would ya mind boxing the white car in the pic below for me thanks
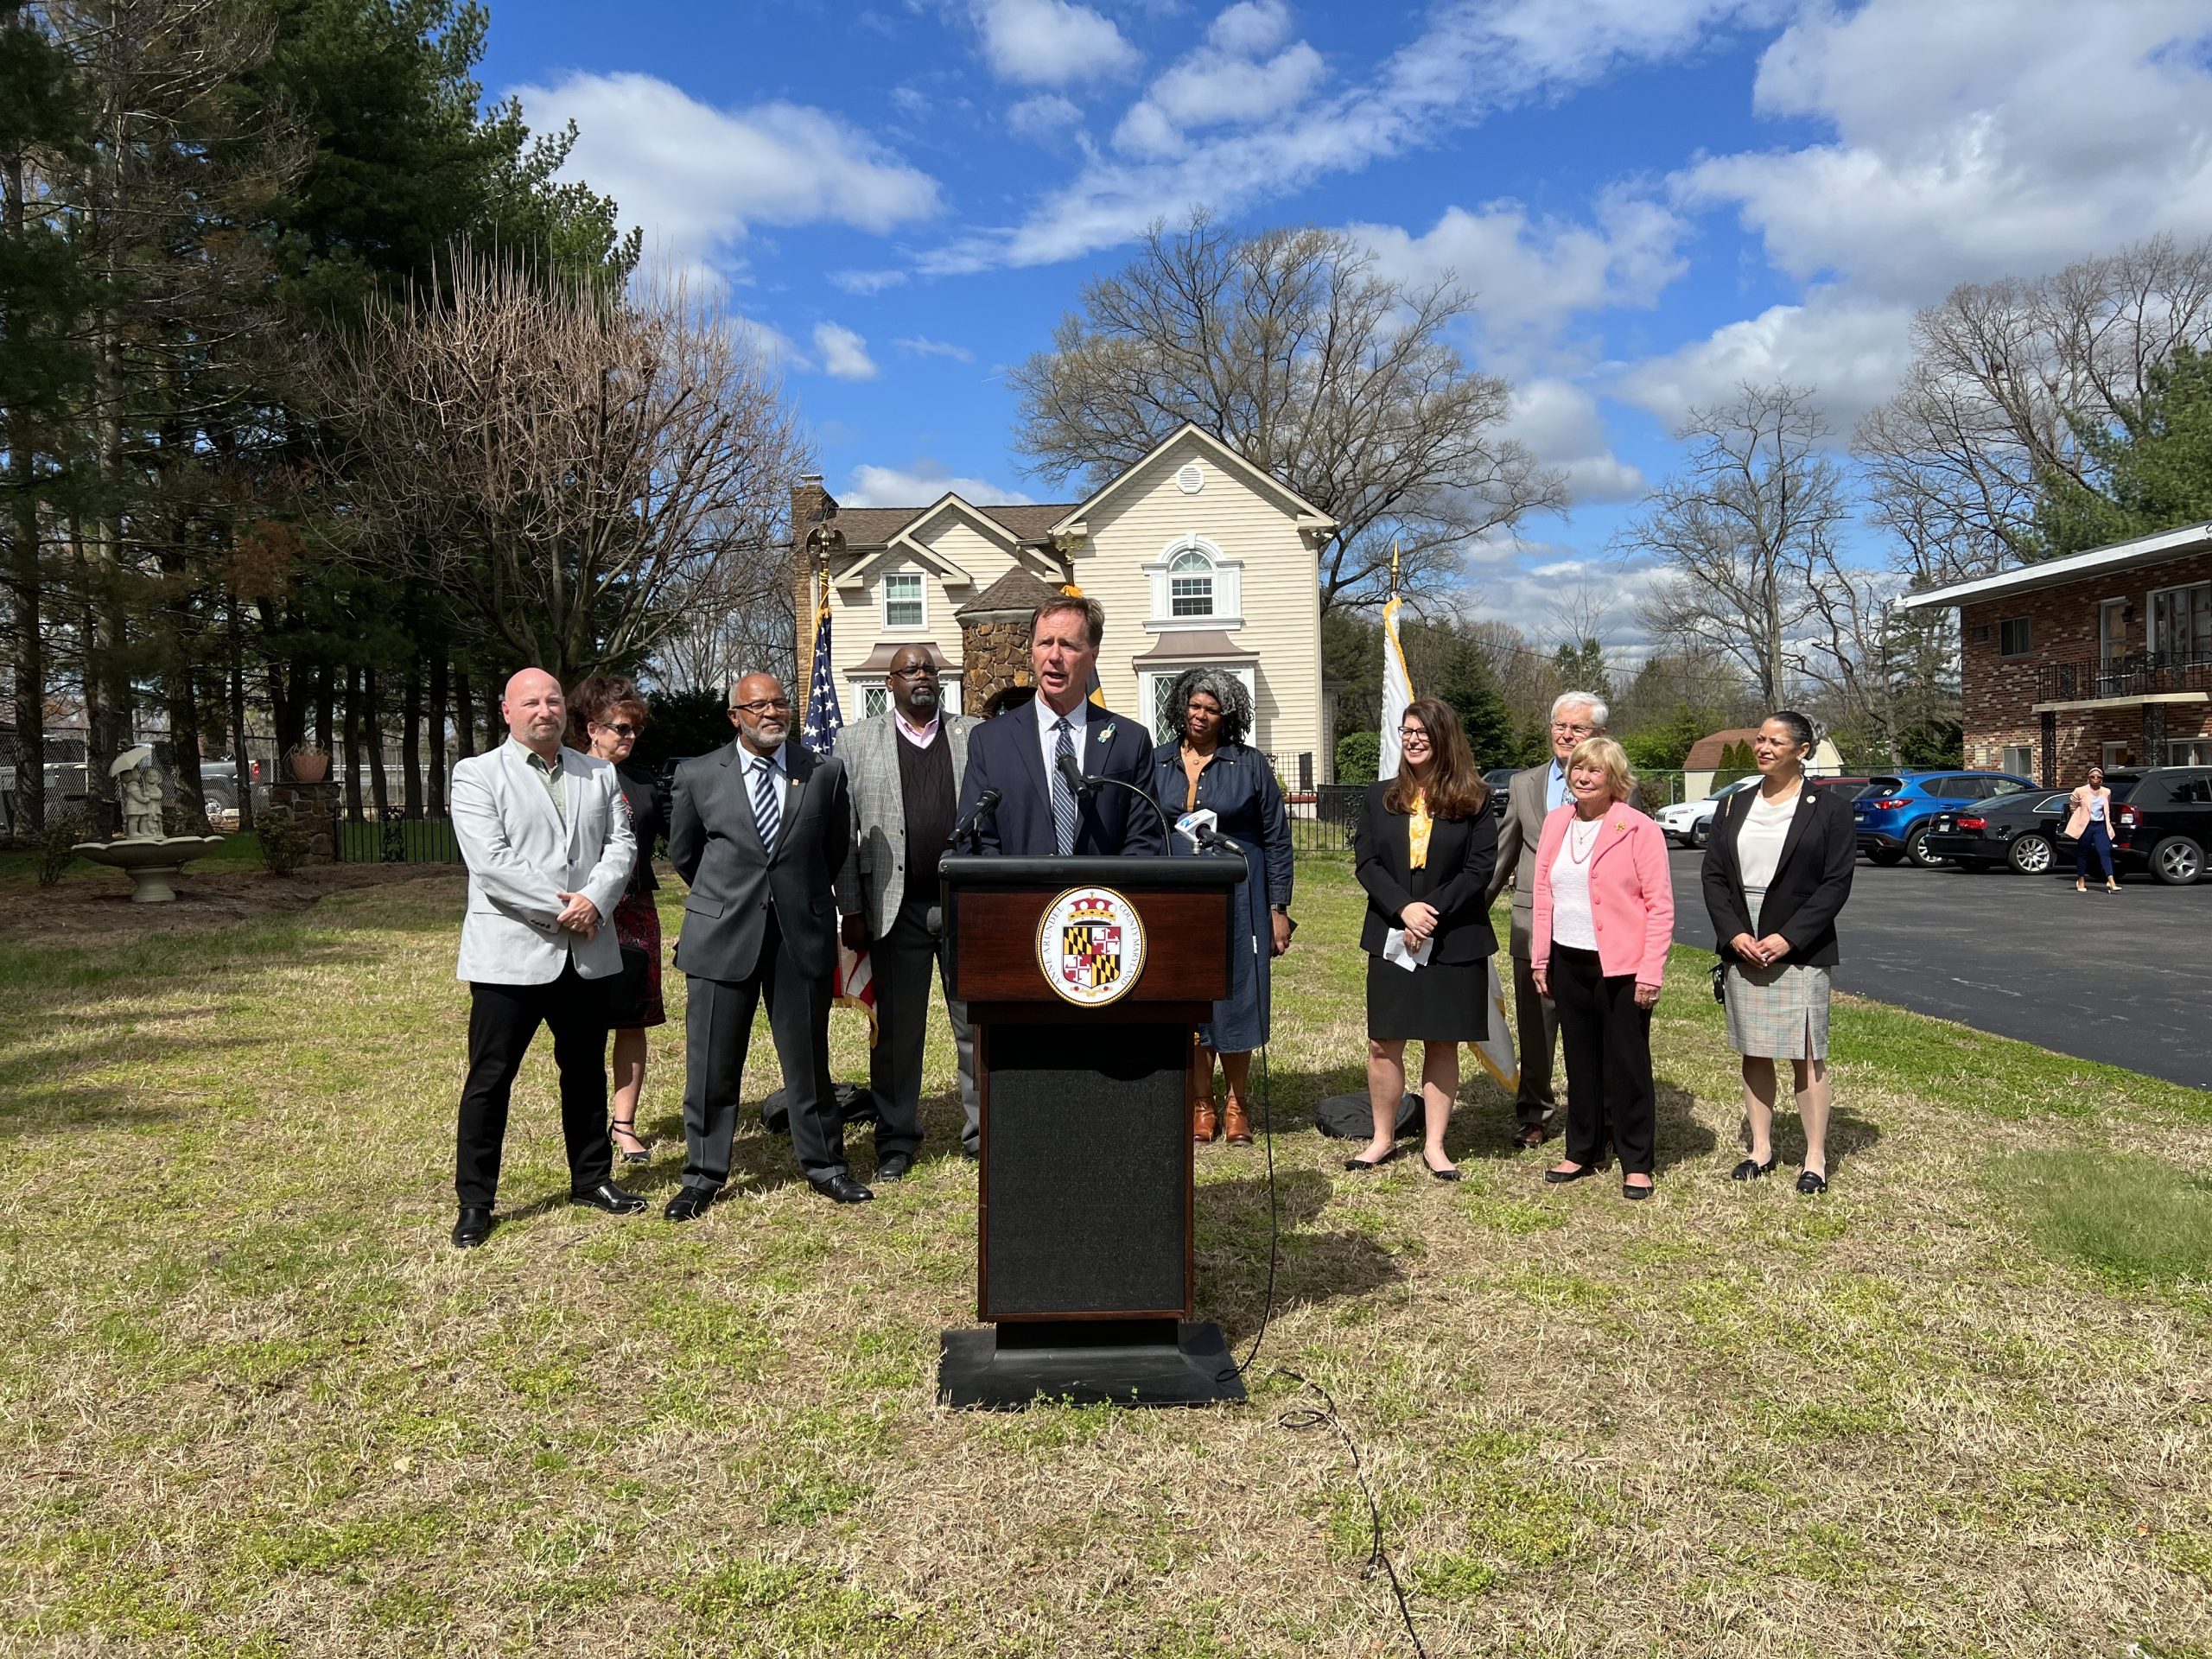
[1656,777,1760,848]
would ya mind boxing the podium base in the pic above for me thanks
[938,1319,1246,1409]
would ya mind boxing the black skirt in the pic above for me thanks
[1365,954,1490,1042]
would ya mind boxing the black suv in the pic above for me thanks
[2104,766,2212,885]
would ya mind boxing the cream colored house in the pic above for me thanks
[791,424,1340,785]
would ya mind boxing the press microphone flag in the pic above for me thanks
[1173,808,1218,851]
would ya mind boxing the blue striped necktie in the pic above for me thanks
[751,757,782,850]
[1051,717,1077,855]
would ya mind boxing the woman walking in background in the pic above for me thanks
[1152,670,1294,1147]
[2066,765,2120,893]
[1531,738,1672,1200]
[1701,711,1856,1194]
[1349,697,1497,1180]
[570,674,669,1164]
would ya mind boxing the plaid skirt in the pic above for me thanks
[1724,960,1830,1060]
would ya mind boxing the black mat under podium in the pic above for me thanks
[938,1319,1243,1408]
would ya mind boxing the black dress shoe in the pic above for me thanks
[1622,1178,1655,1201]
[571,1180,646,1216]
[812,1173,874,1205]
[961,1145,979,1162]
[452,1206,493,1249]
[664,1185,718,1223]
[875,1152,913,1183]
[1421,1153,1464,1182]
[1343,1148,1400,1172]
[1730,1156,1777,1182]
[1796,1169,1828,1196]
[1514,1123,1550,1149]
[1543,1162,1599,1185]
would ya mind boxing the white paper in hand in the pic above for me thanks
[1382,929,1433,972]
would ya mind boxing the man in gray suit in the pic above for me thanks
[448,667,645,1249]
[667,671,865,1214]
[839,645,981,1173]
[1485,691,1608,1147]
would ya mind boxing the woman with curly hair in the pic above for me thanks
[1150,668,1294,1146]
[568,673,669,1164]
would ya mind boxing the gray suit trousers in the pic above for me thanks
[868,898,979,1157]
[681,907,845,1187]
[1510,950,1560,1126]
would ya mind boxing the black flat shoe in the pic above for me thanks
[452,1205,493,1249]
[1730,1156,1776,1182]
[1421,1154,1463,1182]
[571,1180,646,1215]
[1796,1169,1828,1196]
[1543,1162,1598,1185]
[664,1185,718,1223]
[812,1173,875,1205]
[1343,1149,1401,1172]
[1622,1179,1654,1201]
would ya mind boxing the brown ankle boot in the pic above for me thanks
[1223,1099,1253,1145]
[1193,1103,1218,1143]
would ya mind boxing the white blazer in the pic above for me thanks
[450,741,635,985]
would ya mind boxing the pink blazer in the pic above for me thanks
[1531,803,1675,987]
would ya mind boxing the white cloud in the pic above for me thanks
[895,336,978,363]
[1503,379,1646,505]
[1454,529,1667,655]
[970,0,1141,87]
[1113,35,1327,158]
[1206,0,1294,57]
[511,73,941,282]
[829,268,909,296]
[842,461,1037,507]
[1007,92,1083,143]
[812,323,880,381]
[1614,289,1917,433]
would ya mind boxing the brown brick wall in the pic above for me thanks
[1960,552,2212,780]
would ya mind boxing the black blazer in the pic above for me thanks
[955,702,1167,856]
[615,763,668,897]
[668,740,855,982]
[1353,781,1499,965]
[1700,782,1854,967]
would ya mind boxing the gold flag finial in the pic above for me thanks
[1389,539,1401,595]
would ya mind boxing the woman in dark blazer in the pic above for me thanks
[1151,669,1294,1147]
[1700,710,1855,1193]
[571,674,671,1165]
[1350,696,1498,1179]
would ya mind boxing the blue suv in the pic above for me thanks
[1853,770,2037,868]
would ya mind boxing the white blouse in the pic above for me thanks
[1736,790,1798,932]
[1548,818,1602,950]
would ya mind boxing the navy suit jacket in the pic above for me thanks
[956,702,1167,856]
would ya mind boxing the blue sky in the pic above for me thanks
[484,0,2212,647]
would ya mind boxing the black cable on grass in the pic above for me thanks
[1232,1041,1280,1378]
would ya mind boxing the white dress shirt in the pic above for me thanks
[1548,819,1602,950]
[1034,695,1090,779]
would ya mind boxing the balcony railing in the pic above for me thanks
[2035,648,2212,703]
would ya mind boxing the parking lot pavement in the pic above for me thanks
[1665,848,2212,1090]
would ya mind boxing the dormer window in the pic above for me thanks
[1168,550,1214,618]
[882,570,925,632]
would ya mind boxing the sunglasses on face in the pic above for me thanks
[887,665,938,680]
[594,721,639,738]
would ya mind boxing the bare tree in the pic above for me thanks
[1009,213,1566,616]
[1856,234,2212,582]
[311,251,808,685]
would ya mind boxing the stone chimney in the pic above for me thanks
[955,567,1062,716]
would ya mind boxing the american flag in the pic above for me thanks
[800,570,843,755]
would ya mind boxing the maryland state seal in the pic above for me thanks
[1036,885,1147,1007]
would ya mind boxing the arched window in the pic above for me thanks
[1168,549,1214,618]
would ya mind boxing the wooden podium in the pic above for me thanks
[936,854,1249,1408]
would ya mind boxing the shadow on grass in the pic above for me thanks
[1196,1167,1406,1341]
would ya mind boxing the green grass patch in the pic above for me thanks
[1993,1149,2212,1287]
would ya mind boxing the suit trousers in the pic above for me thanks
[681,907,844,1189]
[868,897,979,1157]
[1510,950,1560,1127]
[1548,944,1656,1176]
[456,960,613,1206]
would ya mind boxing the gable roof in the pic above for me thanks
[1047,423,1337,539]
[824,499,1077,552]
[1896,521,2212,610]
[1682,728,1764,770]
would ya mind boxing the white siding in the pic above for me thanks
[830,511,1025,713]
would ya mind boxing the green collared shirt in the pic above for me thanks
[510,737,567,826]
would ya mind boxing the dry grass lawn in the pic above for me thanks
[3,849,2210,1657]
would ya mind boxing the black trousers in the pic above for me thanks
[1510,951,1560,1128]
[456,960,613,1207]
[868,898,978,1157]
[1548,944,1656,1176]
[681,908,844,1189]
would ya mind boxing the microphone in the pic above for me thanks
[1174,808,1248,859]
[1055,750,1093,798]
[949,787,1001,851]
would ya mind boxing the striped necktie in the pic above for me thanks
[1051,717,1077,855]
[751,756,783,850]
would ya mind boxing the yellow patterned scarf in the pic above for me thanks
[1408,792,1432,869]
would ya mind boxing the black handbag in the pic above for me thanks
[1711,958,1728,1005]
[607,944,652,1027]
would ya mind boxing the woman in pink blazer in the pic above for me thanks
[2063,765,2120,893]
[1531,737,1675,1199]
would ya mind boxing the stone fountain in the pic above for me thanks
[72,746,225,903]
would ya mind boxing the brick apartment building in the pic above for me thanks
[1899,523,2212,786]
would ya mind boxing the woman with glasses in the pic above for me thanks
[1700,710,1855,1194]
[569,674,669,1164]
[1151,668,1294,1146]
[2064,765,2120,893]
[1348,698,1497,1179]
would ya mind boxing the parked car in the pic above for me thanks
[2083,766,2212,886]
[1852,770,2037,868]
[1923,787,2080,873]
[1656,776,1761,848]
[1808,775,1876,803]
[1482,767,1517,817]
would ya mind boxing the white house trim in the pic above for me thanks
[1048,422,1338,543]
[1141,533,1243,632]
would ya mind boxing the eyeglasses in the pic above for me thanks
[887,664,938,680]
[1551,721,1596,739]
[594,721,639,738]
[730,697,791,715]
[1397,728,1432,744]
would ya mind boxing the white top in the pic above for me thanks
[2088,792,2107,823]
[1736,789,1798,932]
[1548,817,1603,950]
[1033,695,1090,779]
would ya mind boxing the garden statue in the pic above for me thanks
[71,744,225,902]
[116,747,167,840]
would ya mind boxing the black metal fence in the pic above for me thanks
[334,812,461,864]
[2037,648,2212,703]
[1287,785,1364,854]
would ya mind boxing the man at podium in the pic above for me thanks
[956,595,1166,857]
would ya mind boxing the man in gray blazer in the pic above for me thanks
[1485,691,1608,1147]
[667,671,865,1213]
[839,645,981,1173]
[448,666,645,1249]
